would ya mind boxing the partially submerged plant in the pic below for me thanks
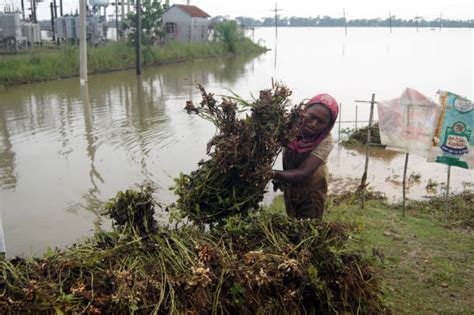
[175,82,303,224]
[341,123,383,146]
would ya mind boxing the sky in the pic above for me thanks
[1,0,473,21]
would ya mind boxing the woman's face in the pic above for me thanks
[302,104,332,137]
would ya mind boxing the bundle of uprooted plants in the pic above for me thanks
[176,82,303,224]
[0,187,388,314]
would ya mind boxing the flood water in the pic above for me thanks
[1,27,473,257]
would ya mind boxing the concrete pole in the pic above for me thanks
[79,0,88,85]
[121,0,125,35]
[136,0,142,75]
[21,0,25,20]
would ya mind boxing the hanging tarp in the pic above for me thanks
[377,88,441,156]
[427,91,474,169]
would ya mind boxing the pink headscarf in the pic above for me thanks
[287,94,339,153]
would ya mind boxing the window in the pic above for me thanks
[165,23,175,34]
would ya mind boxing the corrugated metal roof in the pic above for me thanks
[174,4,210,18]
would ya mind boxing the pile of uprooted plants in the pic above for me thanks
[0,83,389,314]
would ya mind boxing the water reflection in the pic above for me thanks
[0,105,16,189]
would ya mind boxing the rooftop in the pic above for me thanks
[173,4,210,18]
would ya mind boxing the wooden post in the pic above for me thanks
[356,93,375,208]
[338,102,342,141]
[0,206,6,260]
[136,0,142,75]
[355,104,358,131]
[79,0,88,85]
[402,153,409,217]
[445,165,451,221]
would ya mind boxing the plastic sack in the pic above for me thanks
[427,91,474,169]
[377,88,441,157]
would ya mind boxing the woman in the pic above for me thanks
[273,94,339,219]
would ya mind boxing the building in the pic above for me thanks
[162,4,210,42]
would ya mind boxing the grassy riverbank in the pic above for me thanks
[0,39,266,86]
[270,192,474,314]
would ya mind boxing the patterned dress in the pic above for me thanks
[282,135,334,219]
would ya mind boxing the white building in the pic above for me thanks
[162,4,210,42]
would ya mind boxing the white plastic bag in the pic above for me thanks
[377,88,441,157]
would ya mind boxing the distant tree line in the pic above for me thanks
[220,16,473,28]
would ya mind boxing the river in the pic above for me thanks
[0,27,472,257]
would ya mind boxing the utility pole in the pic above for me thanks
[136,0,142,75]
[115,1,119,41]
[414,15,422,32]
[50,2,55,41]
[270,2,282,37]
[388,10,393,33]
[30,0,37,23]
[21,0,25,20]
[59,0,63,16]
[343,9,347,35]
[79,0,88,85]
[121,0,125,39]
[439,12,442,31]
[53,0,59,45]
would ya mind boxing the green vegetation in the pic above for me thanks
[213,20,245,53]
[341,123,383,146]
[121,0,169,45]
[0,186,386,314]
[269,191,474,314]
[0,39,266,86]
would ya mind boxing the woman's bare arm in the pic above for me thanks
[273,155,323,183]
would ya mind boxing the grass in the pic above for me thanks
[0,39,266,86]
[267,193,474,314]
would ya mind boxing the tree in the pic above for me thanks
[213,20,244,53]
[122,0,169,46]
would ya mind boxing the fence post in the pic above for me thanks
[338,103,342,142]
[445,165,451,221]
[356,93,375,208]
[355,104,358,131]
[402,153,409,217]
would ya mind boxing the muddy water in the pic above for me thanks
[0,27,472,256]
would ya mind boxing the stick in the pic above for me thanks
[445,165,451,221]
[338,103,342,142]
[356,94,375,208]
[402,153,409,217]
[0,205,5,260]
[355,104,358,131]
